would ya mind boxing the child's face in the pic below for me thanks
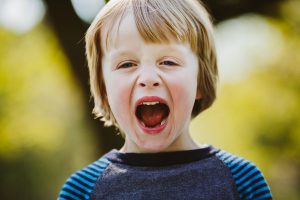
[102,12,201,153]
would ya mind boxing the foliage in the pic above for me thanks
[0,25,96,200]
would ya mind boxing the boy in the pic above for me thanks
[58,0,272,199]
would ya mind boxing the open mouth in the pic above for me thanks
[135,99,170,129]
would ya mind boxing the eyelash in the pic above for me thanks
[117,62,137,69]
[116,59,179,69]
[159,60,178,66]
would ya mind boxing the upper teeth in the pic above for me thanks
[141,101,159,105]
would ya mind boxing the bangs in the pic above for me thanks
[100,0,130,51]
[132,0,201,52]
[102,0,202,53]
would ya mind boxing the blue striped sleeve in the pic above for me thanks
[216,150,272,200]
[57,157,111,200]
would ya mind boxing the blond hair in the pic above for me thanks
[85,0,218,127]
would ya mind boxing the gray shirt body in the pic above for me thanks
[91,154,240,200]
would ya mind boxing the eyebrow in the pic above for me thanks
[108,50,136,61]
[107,43,190,61]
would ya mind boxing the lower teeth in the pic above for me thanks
[141,119,167,128]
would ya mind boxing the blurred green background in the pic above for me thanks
[0,0,299,199]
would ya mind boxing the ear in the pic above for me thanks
[196,88,202,100]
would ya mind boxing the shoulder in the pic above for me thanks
[215,149,272,200]
[57,156,111,200]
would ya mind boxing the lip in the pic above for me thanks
[137,118,168,135]
[135,96,168,108]
[135,96,169,135]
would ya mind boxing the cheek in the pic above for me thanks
[105,75,132,123]
[168,73,198,118]
[171,84,196,112]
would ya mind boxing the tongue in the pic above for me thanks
[139,105,167,127]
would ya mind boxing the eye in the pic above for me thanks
[159,60,179,66]
[117,61,137,69]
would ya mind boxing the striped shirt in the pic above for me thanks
[58,146,272,200]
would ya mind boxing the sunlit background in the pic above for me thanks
[0,0,299,199]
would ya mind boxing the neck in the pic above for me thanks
[120,133,202,153]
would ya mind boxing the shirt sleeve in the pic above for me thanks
[216,150,273,200]
[57,157,111,200]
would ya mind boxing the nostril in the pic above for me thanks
[139,82,159,87]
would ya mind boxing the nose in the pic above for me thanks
[137,67,161,88]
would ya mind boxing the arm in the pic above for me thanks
[216,150,272,200]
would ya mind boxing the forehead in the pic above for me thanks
[100,5,191,53]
